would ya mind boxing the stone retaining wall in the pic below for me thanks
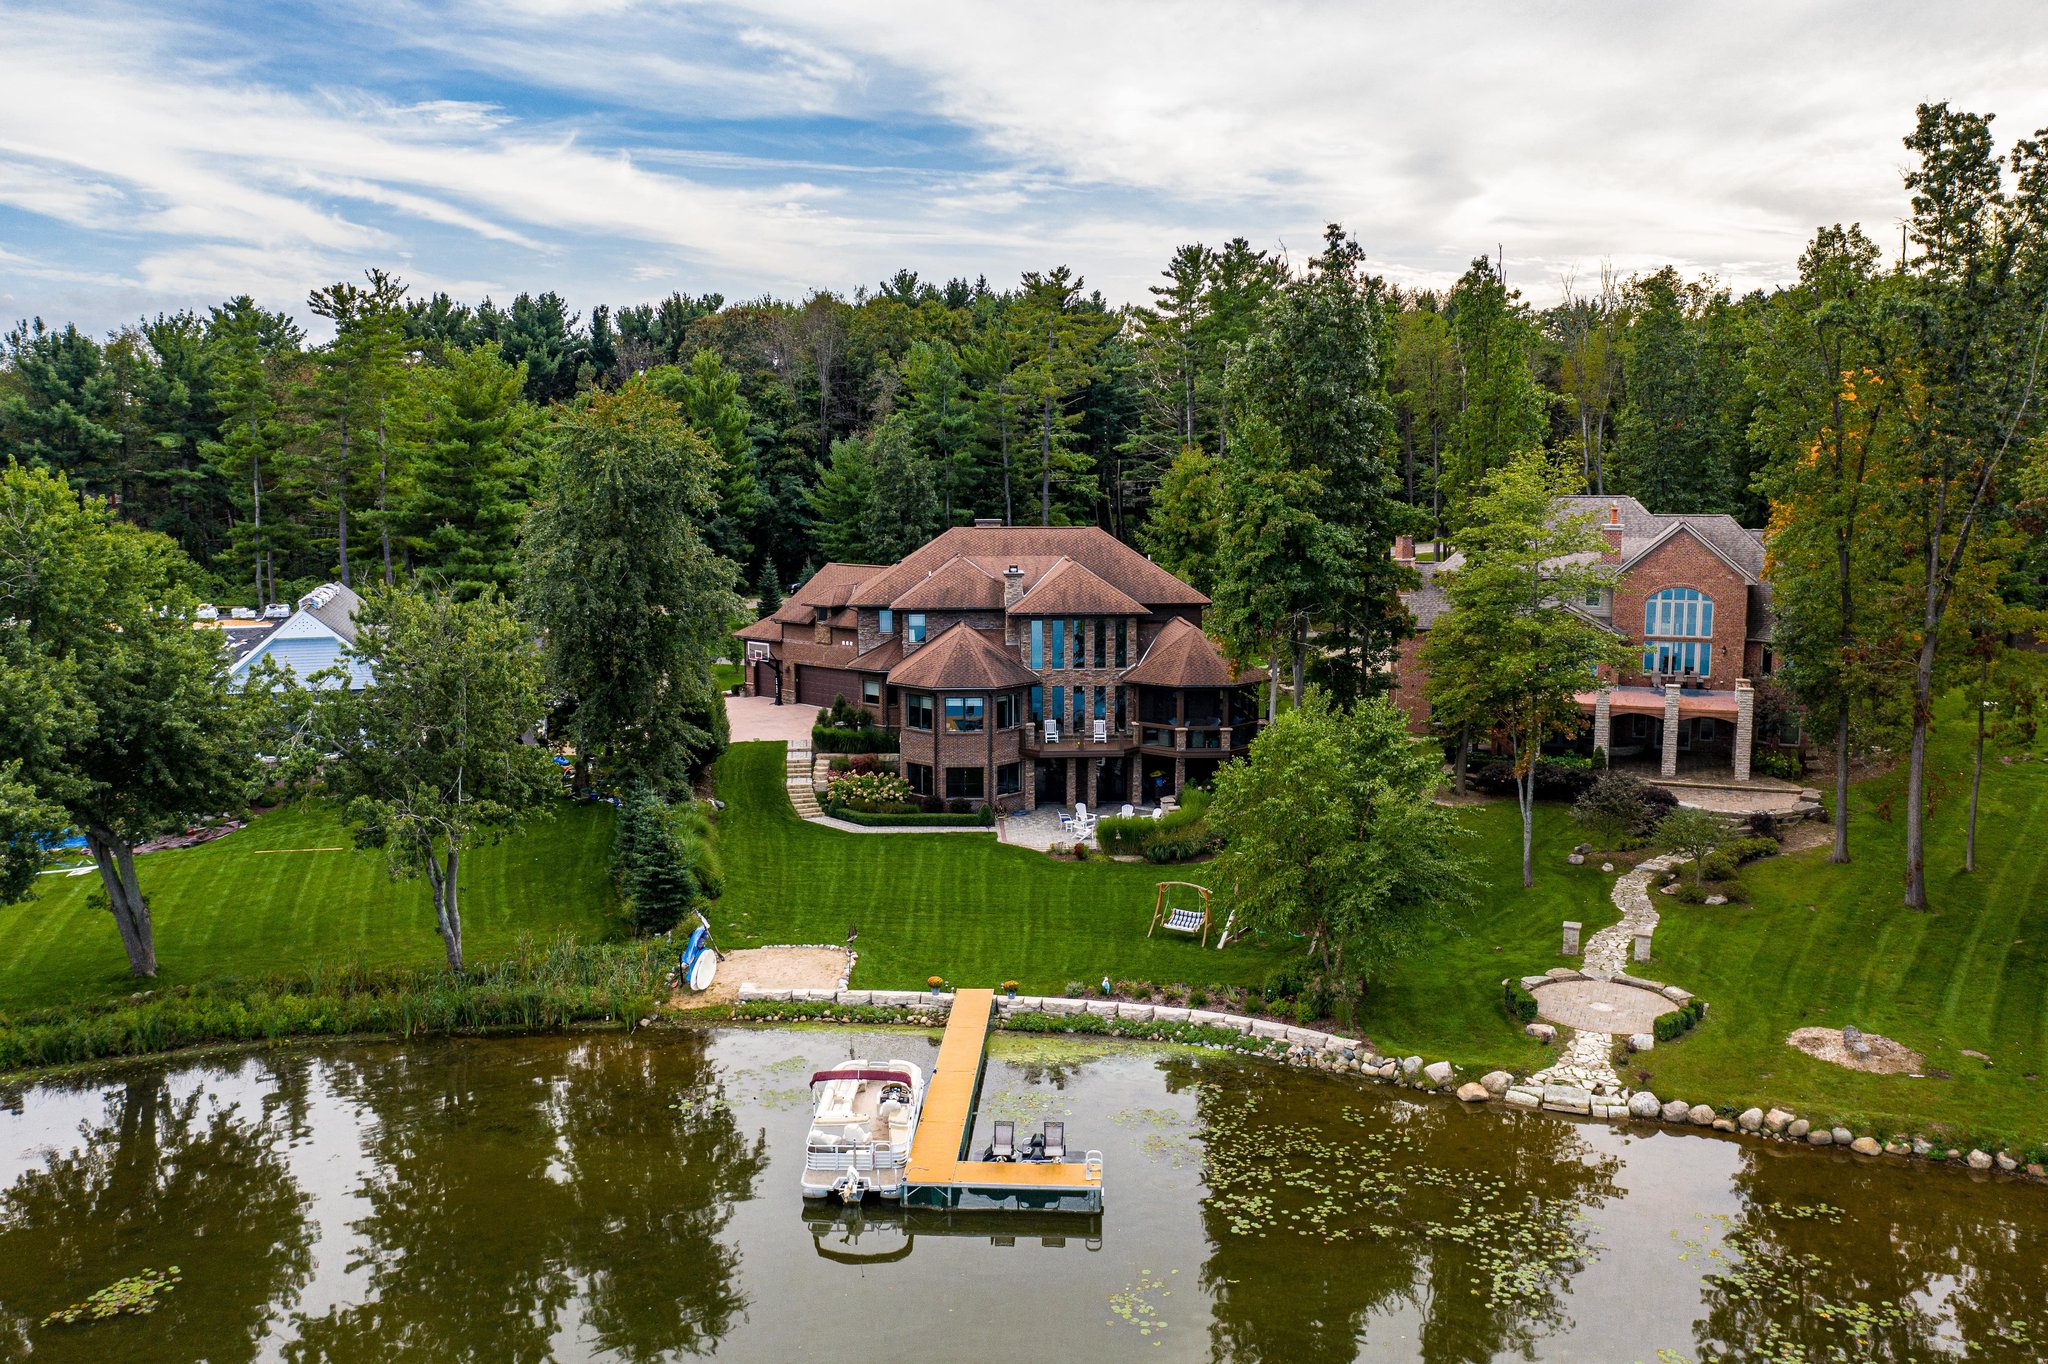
[729,985,2047,1186]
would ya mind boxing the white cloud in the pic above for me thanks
[3,0,2046,332]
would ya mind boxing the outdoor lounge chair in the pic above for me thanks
[1150,806,1166,821]
[987,1119,1016,1162]
[1044,718,1060,744]
[1041,1121,1065,1162]
[1092,718,1108,743]
[1120,803,1135,819]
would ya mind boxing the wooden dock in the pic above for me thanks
[902,988,1104,1212]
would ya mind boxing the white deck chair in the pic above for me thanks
[1119,803,1135,819]
[1044,718,1060,744]
[1091,718,1108,743]
[1150,806,1166,821]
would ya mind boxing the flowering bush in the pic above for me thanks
[828,770,915,813]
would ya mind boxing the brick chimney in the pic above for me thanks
[1003,564,1027,609]
[1393,534,1415,563]
[1602,503,1623,561]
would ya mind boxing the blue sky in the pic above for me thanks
[4,0,2045,335]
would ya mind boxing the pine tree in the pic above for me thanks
[1445,255,1547,519]
[753,559,783,617]
[307,270,410,587]
[400,343,532,599]
[648,349,760,565]
[202,298,304,607]
[807,434,878,562]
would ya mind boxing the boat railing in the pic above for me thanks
[806,1142,908,1174]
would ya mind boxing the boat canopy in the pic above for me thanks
[810,1067,915,1088]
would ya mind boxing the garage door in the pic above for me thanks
[796,666,864,709]
[750,660,775,697]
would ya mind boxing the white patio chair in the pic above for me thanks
[1119,803,1135,819]
[1151,806,1166,821]
[1091,718,1108,744]
[1044,718,1060,744]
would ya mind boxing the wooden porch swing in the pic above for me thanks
[1147,881,1214,947]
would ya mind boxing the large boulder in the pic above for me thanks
[1850,1137,1881,1156]
[1737,1107,1764,1132]
[1627,1033,1655,1053]
[1787,1119,1810,1138]
[1423,1061,1455,1088]
[1660,1100,1692,1123]
[1628,1091,1662,1119]
[1479,1070,1515,1096]
[1763,1107,1793,1133]
[1401,1055,1424,1077]
[1807,1129,1835,1146]
[1525,1023,1558,1043]
[1830,1126,1854,1146]
[1688,1104,1716,1126]
[1456,1082,1491,1103]
[1966,1149,1994,1170]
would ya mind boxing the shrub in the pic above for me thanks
[1572,770,1675,847]
[1187,988,1209,1009]
[811,725,898,755]
[1723,835,1780,865]
[1467,756,1603,801]
[1698,850,1739,882]
[1142,827,1214,863]
[826,807,991,828]
[1064,980,1086,998]
[1752,746,1805,780]
[1653,998,1709,1043]
[1263,960,1309,1003]
[1503,979,1539,1025]
[826,770,915,812]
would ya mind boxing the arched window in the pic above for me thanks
[1642,587,1715,678]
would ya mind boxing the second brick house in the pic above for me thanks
[1392,495,1785,780]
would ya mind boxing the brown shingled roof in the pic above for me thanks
[1120,617,1266,687]
[1009,557,1148,617]
[734,615,784,642]
[849,526,1206,610]
[886,624,1038,691]
[889,557,1004,611]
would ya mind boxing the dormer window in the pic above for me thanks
[907,613,927,644]
[878,608,894,636]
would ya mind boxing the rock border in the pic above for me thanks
[729,985,2047,1186]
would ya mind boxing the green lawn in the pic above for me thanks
[712,740,1610,1072]
[1648,715,2048,1148]
[0,802,623,1011]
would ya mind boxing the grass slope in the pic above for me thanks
[711,741,1277,994]
[712,739,1610,1070]
[1649,717,2048,1148]
[0,802,622,1011]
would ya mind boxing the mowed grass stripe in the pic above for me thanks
[0,802,623,1010]
[1651,706,2048,1144]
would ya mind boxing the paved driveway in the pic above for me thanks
[725,695,820,744]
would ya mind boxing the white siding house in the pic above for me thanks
[227,583,372,690]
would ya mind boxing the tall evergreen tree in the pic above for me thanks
[1445,255,1548,518]
[1611,267,1752,514]
[648,349,760,565]
[307,270,410,586]
[399,343,533,599]
[202,298,304,607]
[1231,224,1412,700]
[1011,267,1106,524]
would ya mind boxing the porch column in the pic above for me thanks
[1066,757,1077,809]
[1086,758,1100,808]
[1023,757,1037,808]
[1129,761,1142,804]
[1592,687,1612,763]
[1661,683,1681,778]
[1733,678,1754,782]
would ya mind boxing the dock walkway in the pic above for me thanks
[903,988,1104,1212]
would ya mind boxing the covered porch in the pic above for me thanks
[1577,680,1756,781]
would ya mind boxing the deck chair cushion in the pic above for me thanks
[1164,908,1205,932]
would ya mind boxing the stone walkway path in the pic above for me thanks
[1584,853,1677,976]
[1530,852,1684,1096]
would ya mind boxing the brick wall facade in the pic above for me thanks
[1608,531,1751,689]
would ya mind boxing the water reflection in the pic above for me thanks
[0,1061,315,1363]
[1688,1145,2047,1361]
[283,1034,766,1363]
[0,1032,2043,1363]
[1165,1054,1623,1364]
[799,1203,1104,1264]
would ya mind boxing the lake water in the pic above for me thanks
[0,1028,2042,1362]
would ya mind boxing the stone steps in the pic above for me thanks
[784,745,823,818]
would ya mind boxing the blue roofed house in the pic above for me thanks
[226,583,373,690]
